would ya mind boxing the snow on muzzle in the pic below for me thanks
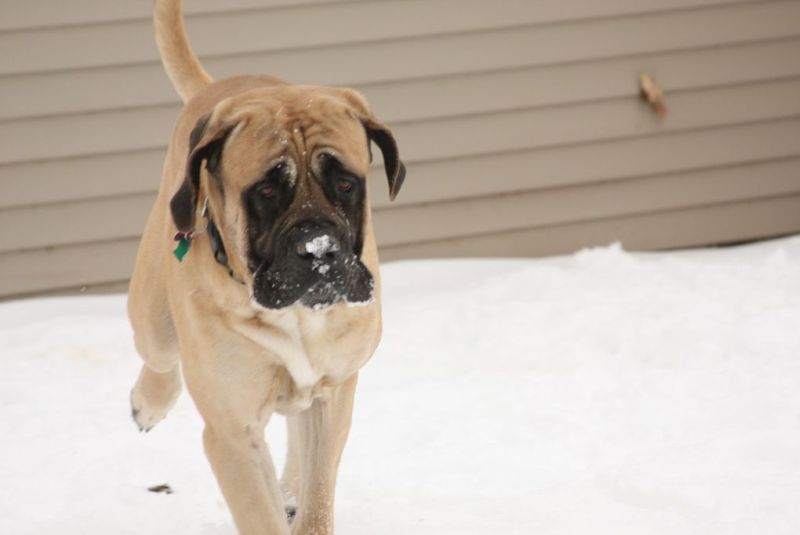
[251,223,374,310]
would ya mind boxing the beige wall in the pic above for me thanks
[1,0,800,298]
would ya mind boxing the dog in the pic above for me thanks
[127,1,405,533]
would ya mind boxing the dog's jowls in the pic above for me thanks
[127,1,405,533]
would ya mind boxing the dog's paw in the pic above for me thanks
[130,389,159,432]
[130,366,182,433]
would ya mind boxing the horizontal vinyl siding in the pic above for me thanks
[381,195,800,260]
[3,1,799,121]
[377,158,800,246]
[4,117,799,214]
[5,37,800,206]
[0,0,351,31]
[3,79,800,251]
[1,0,799,297]
[0,239,142,297]
[5,153,799,253]
[0,0,766,75]
[6,75,800,171]
[0,110,800,251]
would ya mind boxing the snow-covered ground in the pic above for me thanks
[2,237,799,535]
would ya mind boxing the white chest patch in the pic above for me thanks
[231,306,331,411]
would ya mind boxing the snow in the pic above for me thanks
[2,237,800,534]
[304,234,338,258]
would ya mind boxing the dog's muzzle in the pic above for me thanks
[251,220,374,310]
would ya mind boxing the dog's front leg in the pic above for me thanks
[288,373,358,535]
[203,423,288,535]
[184,360,289,535]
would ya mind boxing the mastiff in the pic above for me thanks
[127,1,405,533]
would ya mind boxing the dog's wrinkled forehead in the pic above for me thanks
[217,87,371,187]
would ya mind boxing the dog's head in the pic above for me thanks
[170,86,405,310]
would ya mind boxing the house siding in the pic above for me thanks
[1,0,799,297]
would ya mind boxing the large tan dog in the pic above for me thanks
[127,1,405,533]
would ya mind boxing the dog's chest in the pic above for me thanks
[233,304,378,413]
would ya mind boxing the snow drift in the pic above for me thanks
[1,237,799,534]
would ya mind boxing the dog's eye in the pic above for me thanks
[260,185,276,198]
[336,179,353,193]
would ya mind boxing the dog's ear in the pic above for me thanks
[170,113,235,233]
[362,117,406,201]
[335,88,406,201]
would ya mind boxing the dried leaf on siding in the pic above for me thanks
[639,74,667,118]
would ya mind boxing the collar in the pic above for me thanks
[206,216,245,285]
[172,202,245,285]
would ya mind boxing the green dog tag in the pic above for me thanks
[173,237,191,262]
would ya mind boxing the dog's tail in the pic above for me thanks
[153,0,212,102]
